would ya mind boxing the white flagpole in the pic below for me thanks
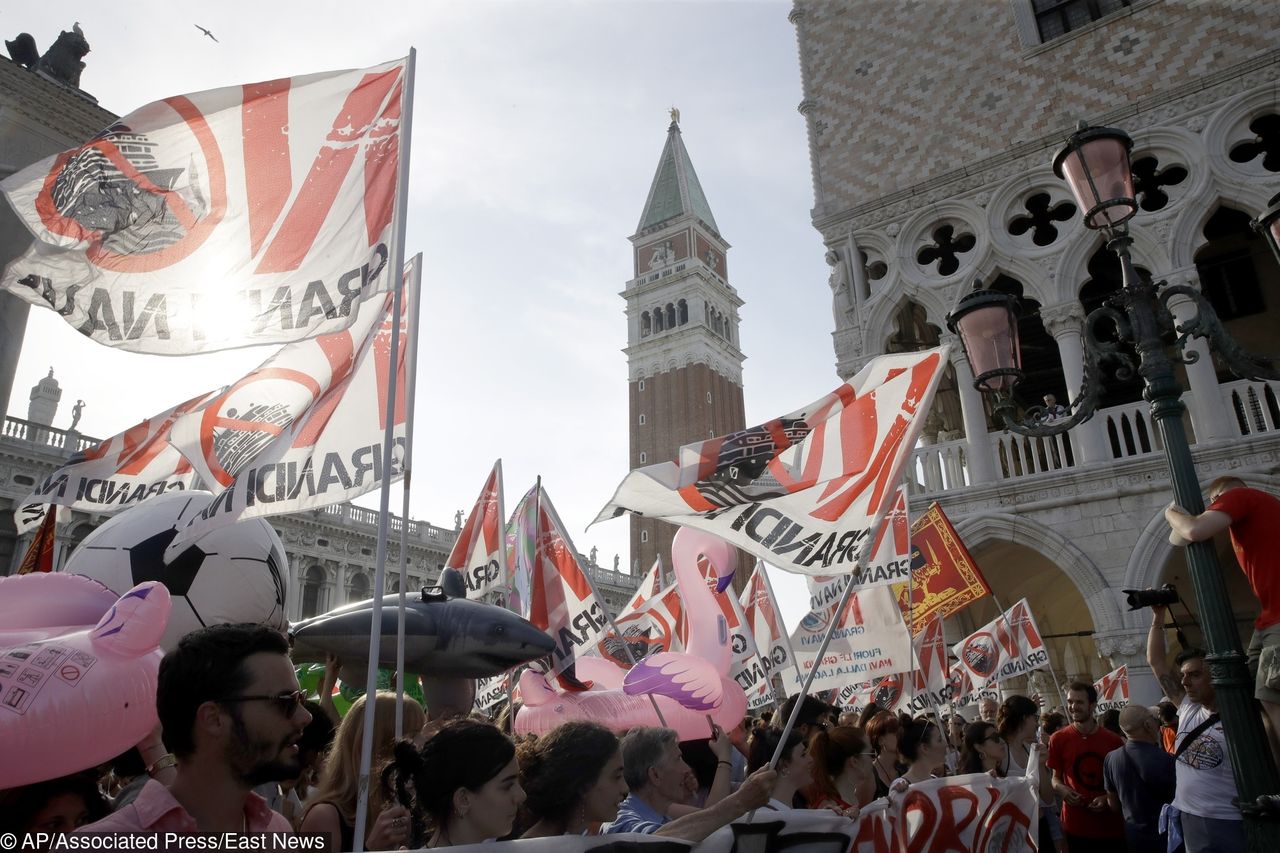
[758,560,805,694]
[540,486,668,727]
[354,47,415,853]
[393,253,423,739]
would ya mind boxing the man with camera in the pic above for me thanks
[1147,603,1243,853]
[1165,475,1280,764]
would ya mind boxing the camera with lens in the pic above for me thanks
[1122,583,1179,611]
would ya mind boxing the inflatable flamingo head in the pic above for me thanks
[672,527,737,592]
[0,577,170,788]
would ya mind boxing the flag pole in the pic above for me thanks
[758,559,804,696]
[354,46,415,853]
[540,488,669,727]
[393,253,424,739]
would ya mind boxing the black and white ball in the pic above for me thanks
[62,490,288,650]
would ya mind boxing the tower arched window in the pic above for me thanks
[641,311,651,337]
[654,309,665,332]
[666,303,676,328]
[678,299,688,326]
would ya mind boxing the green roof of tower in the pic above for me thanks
[637,120,720,236]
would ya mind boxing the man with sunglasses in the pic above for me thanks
[80,623,310,833]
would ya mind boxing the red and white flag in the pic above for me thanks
[528,487,608,678]
[788,582,913,695]
[738,562,797,704]
[952,599,1049,691]
[1,58,408,353]
[596,581,685,667]
[445,461,509,601]
[13,388,222,533]
[624,559,663,612]
[1095,664,1129,712]
[593,348,948,577]
[835,614,949,715]
[163,260,417,559]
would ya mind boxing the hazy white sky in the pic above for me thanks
[9,0,838,629]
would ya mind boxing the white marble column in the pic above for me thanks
[1163,268,1236,442]
[942,333,998,484]
[1094,628,1162,707]
[333,562,347,609]
[1041,303,1111,464]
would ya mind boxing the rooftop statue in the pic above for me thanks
[5,23,90,88]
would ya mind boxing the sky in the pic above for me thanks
[8,0,837,630]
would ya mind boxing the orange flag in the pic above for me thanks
[17,504,58,574]
[893,502,990,634]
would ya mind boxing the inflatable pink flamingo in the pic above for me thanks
[0,573,171,788]
[515,528,747,740]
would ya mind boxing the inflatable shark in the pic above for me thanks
[290,578,554,682]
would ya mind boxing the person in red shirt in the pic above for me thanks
[1047,682,1126,853]
[1165,475,1280,763]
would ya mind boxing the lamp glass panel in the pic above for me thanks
[957,303,1020,390]
[1060,137,1136,228]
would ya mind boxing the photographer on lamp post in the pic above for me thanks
[1146,603,1243,853]
[1165,475,1280,764]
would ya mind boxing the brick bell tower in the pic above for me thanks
[624,112,746,579]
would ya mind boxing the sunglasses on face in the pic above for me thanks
[220,690,306,718]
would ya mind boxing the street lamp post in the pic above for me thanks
[948,122,1280,848]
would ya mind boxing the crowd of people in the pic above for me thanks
[0,609,1257,853]
[5,474,1279,850]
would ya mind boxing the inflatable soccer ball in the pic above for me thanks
[62,490,288,650]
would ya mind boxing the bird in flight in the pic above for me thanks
[194,24,219,43]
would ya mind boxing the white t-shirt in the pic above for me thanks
[1172,697,1240,821]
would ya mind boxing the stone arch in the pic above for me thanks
[866,286,951,356]
[954,511,1125,633]
[1051,224,1171,306]
[1168,190,1275,271]
[975,254,1054,307]
[301,565,326,619]
[641,311,651,337]
[654,307,665,332]
[665,303,676,328]
[678,299,688,326]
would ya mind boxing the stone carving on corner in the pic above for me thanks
[1039,303,1086,339]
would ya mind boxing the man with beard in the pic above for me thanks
[1047,682,1126,853]
[80,624,309,832]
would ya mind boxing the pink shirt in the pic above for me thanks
[77,779,293,833]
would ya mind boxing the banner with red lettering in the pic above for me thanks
[163,262,416,559]
[0,58,408,353]
[788,583,913,695]
[593,349,949,578]
[445,461,509,601]
[1094,664,1129,713]
[12,388,222,534]
[737,562,797,707]
[595,581,685,667]
[893,502,991,635]
[837,615,949,715]
[952,599,1049,691]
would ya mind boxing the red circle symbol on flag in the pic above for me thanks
[962,633,999,678]
[33,98,227,273]
[60,664,81,682]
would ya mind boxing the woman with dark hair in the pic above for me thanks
[382,717,525,847]
[518,721,628,837]
[0,773,110,834]
[959,721,1007,776]
[807,725,873,813]
[996,696,1058,853]
[865,711,902,798]
[746,726,811,810]
[893,718,947,787]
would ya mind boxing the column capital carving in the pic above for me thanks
[939,332,968,367]
[1162,265,1203,292]
[1040,302,1086,338]
[1094,627,1148,660]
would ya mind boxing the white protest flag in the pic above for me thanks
[835,614,949,715]
[444,461,509,601]
[528,487,609,679]
[1,58,408,353]
[624,559,663,612]
[595,581,685,668]
[738,562,798,704]
[13,389,223,533]
[1094,664,1130,712]
[952,598,1050,691]
[163,261,417,559]
[788,582,913,696]
[593,348,949,580]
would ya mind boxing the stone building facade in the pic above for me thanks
[624,118,748,575]
[791,0,1280,703]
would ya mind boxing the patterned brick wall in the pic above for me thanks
[792,0,1280,218]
